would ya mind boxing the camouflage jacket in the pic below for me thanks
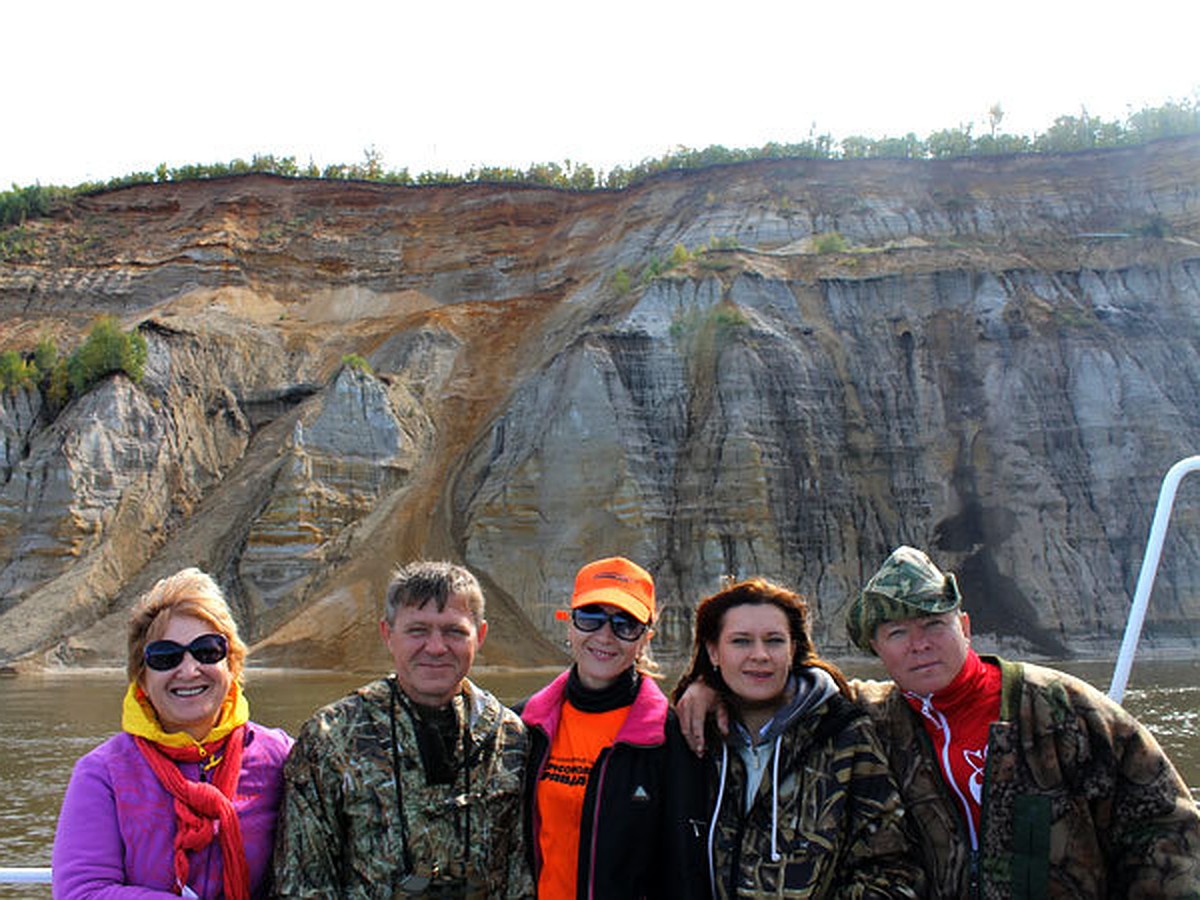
[272,677,533,899]
[707,688,924,899]
[854,657,1200,899]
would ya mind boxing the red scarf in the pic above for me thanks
[134,728,250,900]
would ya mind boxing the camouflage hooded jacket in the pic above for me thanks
[706,669,924,899]
[272,677,533,899]
[854,657,1200,899]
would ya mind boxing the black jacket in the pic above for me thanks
[517,668,708,899]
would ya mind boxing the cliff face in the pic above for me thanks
[2,138,1199,671]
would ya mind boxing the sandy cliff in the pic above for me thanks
[1,137,1198,670]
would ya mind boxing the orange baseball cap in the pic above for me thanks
[570,557,656,623]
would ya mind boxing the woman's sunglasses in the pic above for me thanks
[144,633,228,671]
[570,605,647,642]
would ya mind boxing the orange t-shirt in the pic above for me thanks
[534,701,629,900]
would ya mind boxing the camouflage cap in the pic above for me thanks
[845,546,962,651]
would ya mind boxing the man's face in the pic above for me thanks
[381,592,487,707]
[869,610,971,695]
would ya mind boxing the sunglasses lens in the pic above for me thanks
[144,642,185,671]
[190,634,228,665]
[571,608,606,632]
[143,634,227,670]
[610,615,645,641]
[571,606,646,641]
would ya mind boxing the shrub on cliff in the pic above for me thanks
[46,359,71,410]
[0,225,38,261]
[0,350,35,391]
[0,324,146,409]
[66,317,148,395]
[341,353,373,374]
[814,231,849,253]
[0,183,52,226]
[612,267,631,295]
[0,336,62,393]
[33,336,57,375]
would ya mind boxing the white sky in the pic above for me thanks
[5,0,1198,188]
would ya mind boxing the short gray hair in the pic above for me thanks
[384,561,485,626]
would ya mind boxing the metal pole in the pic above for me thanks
[0,866,52,883]
[1108,455,1200,703]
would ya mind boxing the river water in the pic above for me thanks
[2,658,1197,896]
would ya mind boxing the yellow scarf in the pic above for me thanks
[122,680,249,749]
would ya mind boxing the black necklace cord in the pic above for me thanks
[390,677,477,889]
[461,697,471,879]
[387,677,417,880]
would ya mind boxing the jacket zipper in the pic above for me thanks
[908,700,983,899]
[585,746,612,900]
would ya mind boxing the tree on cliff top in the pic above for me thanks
[1,97,1197,224]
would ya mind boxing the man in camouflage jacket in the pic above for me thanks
[846,546,1200,899]
[273,562,533,899]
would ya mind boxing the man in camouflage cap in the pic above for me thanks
[681,546,1200,897]
[845,546,1200,899]
[844,545,962,653]
[273,561,533,898]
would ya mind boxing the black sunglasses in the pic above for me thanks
[144,633,228,671]
[571,605,647,642]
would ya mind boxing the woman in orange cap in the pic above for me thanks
[517,557,706,899]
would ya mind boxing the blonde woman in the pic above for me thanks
[52,569,292,899]
[517,557,706,899]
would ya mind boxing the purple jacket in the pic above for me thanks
[52,723,292,899]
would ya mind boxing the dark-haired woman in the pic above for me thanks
[52,568,292,899]
[518,557,706,899]
[672,577,923,898]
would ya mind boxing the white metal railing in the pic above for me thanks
[1108,455,1200,704]
[0,866,51,883]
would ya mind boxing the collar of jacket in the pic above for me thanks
[390,677,502,749]
[989,654,1024,721]
[122,680,249,749]
[901,648,998,718]
[727,666,841,749]
[520,667,668,746]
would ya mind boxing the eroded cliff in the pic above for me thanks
[2,138,1198,670]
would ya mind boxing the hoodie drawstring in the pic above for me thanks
[769,733,782,862]
[709,733,786,897]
